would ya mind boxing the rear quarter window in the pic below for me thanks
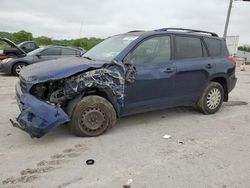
[61,48,77,55]
[175,36,203,59]
[204,37,222,57]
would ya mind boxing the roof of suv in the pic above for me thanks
[124,28,221,39]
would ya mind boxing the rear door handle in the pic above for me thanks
[206,64,213,69]
[164,67,175,73]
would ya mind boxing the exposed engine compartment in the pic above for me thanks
[30,67,126,106]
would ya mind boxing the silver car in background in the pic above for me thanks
[0,38,83,76]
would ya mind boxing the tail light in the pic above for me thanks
[0,55,9,61]
[228,55,237,65]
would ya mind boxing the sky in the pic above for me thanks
[0,0,249,45]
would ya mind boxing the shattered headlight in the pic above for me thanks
[31,83,47,98]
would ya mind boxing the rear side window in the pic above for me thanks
[204,38,222,57]
[175,36,203,59]
[61,48,77,55]
[41,48,61,56]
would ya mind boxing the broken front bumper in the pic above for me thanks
[11,82,70,138]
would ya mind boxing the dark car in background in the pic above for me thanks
[11,28,237,138]
[0,37,26,59]
[4,41,39,56]
[0,45,83,75]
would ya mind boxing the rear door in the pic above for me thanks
[123,35,176,115]
[172,35,216,104]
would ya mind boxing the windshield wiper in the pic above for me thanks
[83,56,95,61]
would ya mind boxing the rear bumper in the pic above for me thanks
[228,75,237,93]
[12,82,70,138]
[0,62,12,74]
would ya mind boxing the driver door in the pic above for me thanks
[122,35,177,116]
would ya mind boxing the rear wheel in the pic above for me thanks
[198,82,224,114]
[70,95,117,137]
[13,63,27,76]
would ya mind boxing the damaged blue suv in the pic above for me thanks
[11,28,237,138]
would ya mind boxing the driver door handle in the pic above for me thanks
[164,67,175,73]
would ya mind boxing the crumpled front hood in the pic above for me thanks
[20,57,106,83]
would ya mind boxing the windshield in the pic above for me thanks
[27,47,44,55]
[83,35,138,61]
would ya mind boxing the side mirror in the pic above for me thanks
[36,53,41,58]
[125,64,136,84]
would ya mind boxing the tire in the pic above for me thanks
[13,63,27,76]
[70,95,117,137]
[198,82,224,115]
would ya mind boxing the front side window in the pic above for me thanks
[41,48,61,56]
[175,36,203,59]
[83,35,138,61]
[127,36,171,64]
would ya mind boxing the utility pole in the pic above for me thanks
[223,0,250,39]
[223,0,234,39]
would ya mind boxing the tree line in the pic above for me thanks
[0,30,103,50]
[238,45,250,53]
[2,30,250,53]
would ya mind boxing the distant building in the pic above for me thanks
[237,50,250,64]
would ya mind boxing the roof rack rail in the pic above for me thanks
[127,30,144,33]
[155,28,219,37]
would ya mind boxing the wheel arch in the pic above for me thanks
[11,61,29,74]
[209,75,228,102]
[66,87,120,119]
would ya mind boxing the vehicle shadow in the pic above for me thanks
[33,106,199,143]
[27,99,248,143]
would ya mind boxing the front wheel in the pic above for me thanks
[198,82,224,114]
[13,63,27,76]
[70,95,117,137]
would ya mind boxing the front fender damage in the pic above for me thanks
[49,65,126,110]
[13,62,136,138]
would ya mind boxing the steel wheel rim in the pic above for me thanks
[80,107,106,132]
[206,88,221,110]
[16,65,26,75]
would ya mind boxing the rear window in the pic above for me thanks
[204,37,222,57]
[61,48,77,55]
[175,36,203,59]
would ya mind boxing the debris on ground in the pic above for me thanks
[86,159,95,165]
[163,134,172,139]
[178,140,184,144]
[123,178,133,188]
